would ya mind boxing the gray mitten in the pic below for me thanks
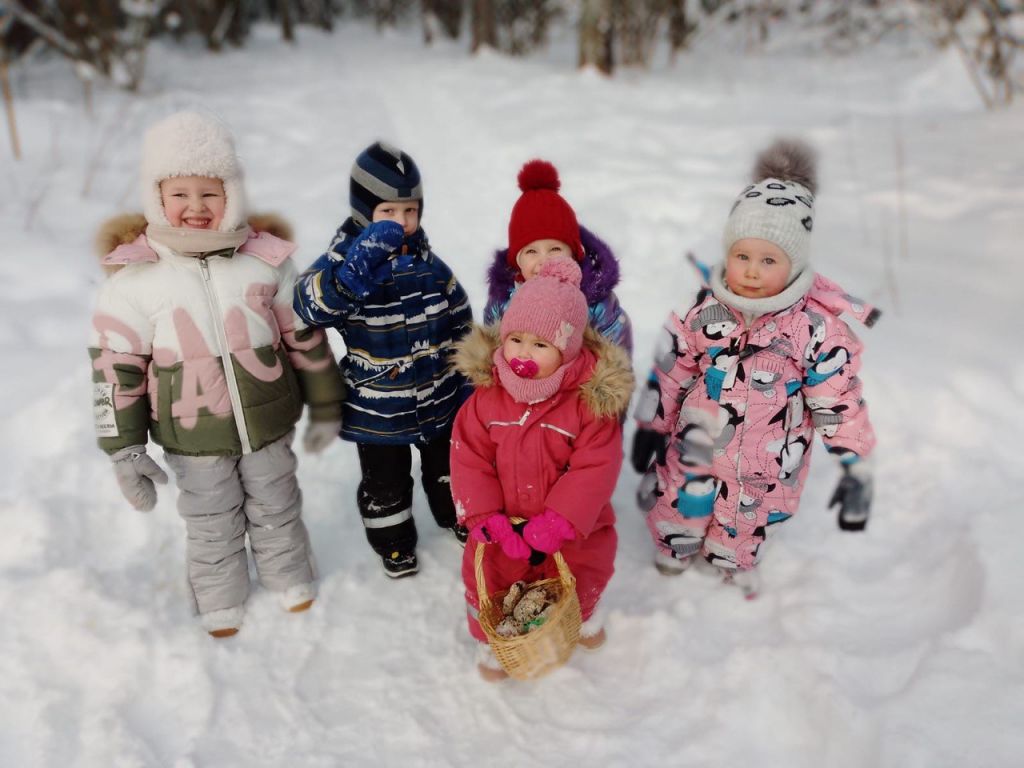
[111,445,168,512]
[303,420,341,454]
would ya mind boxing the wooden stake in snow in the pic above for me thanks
[1,49,20,160]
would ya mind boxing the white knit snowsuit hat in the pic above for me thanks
[141,111,248,233]
[721,138,818,279]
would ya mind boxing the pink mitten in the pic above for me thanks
[522,509,577,554]
[470,514,532,560]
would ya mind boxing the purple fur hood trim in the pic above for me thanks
[486,225,621,308]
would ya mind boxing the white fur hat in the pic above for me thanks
[140,111,248,232]
[722,139,818,279]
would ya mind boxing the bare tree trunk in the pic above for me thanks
[1,52,21,160]
[280,0,295,42]
[422,0,436,44]
[471,0,497,52]
[616,0,662,68]
[578,0,613,74]
[428,0,463,39]
[980,0,1017,106]
[82,76,93,117]
[667,0,695,62]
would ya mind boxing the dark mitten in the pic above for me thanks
[511,520,548,566]
[332,220,404,299]
[470,514,532,560]
[829,462,873,531]
[630,427,667,473]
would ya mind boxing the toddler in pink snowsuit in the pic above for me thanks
[450,254,634,681]
[634,139,878,594]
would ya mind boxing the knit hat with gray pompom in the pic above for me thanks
[722,138,818,280]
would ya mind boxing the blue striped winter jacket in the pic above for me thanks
[293,219,473,445]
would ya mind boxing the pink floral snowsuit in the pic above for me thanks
[637,273,877,571]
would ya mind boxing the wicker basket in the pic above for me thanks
[474,538,582,681]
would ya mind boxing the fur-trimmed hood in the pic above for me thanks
[453,323,634,419]
[486,225,621,308]
[94,212,295,275]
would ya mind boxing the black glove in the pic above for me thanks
[511,520,547,566]
[630,427,667,474]
[829,464,873,532]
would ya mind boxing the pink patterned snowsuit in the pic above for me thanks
[637,273,877,571]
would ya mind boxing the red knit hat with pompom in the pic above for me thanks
[500,255,588,362]
[506,159,584,269]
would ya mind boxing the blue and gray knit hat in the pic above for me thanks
[350,141,423,228]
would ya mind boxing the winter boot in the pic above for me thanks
[654,551,694,576]
[449,524,469,547]
[720,567,760,600]
[475,643,508,682]
[280,582,316,613]
[381,549,419,578]
[201,604,245,638]
[579,608,607,651]
[579,628,607,651]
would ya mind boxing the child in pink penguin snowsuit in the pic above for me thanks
[450,254,634,681]
[634,139,878,590]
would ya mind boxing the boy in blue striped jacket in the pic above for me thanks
[294,142,473,577]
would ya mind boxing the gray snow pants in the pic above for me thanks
[164,431,316,615]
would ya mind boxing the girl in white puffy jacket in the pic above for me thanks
[89,111,344,637]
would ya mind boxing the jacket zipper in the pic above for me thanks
[199,257,252,455]
[730,312,778,523]
[732,320,752,525]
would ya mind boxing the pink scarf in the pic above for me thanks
[492,348,585,404]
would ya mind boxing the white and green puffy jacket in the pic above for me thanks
[89,213,345,457]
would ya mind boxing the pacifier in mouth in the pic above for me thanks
[509,357,539,378]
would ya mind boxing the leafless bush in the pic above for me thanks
[916,0,1023,107]
[5,0,161,91]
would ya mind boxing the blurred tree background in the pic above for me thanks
[2,0,1022,107]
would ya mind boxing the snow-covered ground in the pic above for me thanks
[1,21,1022,768]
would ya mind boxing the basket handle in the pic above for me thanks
[474,516,575,612]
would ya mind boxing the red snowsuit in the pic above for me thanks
[450,325,634,642]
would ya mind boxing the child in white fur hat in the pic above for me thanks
[88,111,345,637]
[634,139,878,597]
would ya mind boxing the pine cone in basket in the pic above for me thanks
[501,581,527,616]
[511,586,554,624]
[496,616,521,638]
[496,581,558,637]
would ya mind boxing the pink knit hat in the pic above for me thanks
[500,255,588,362]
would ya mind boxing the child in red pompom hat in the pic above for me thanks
[450,255,635,681]
[484,159,633,359]
[507,160,585,269]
